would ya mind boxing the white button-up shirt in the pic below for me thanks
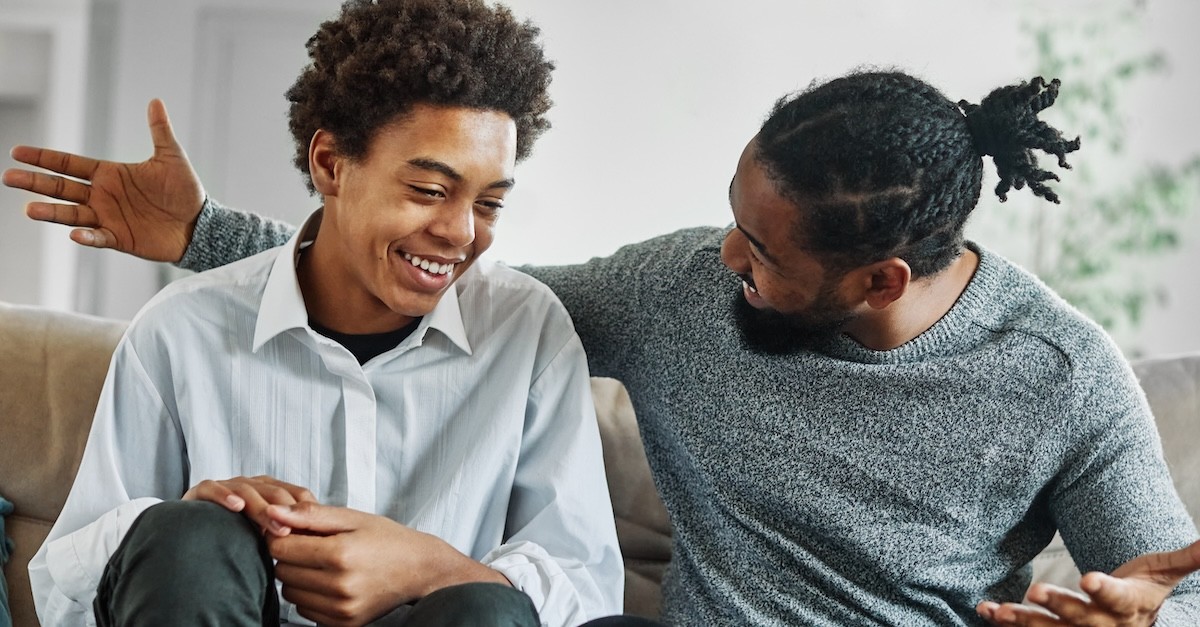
[30,218,623,626]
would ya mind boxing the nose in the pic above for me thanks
[430,201,475,248]
[720,227,749,274]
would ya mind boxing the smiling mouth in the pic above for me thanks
[738,274,758,293]
[402,252,457,276]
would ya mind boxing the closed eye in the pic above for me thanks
[475,199,504,217]
[410,185,445,198]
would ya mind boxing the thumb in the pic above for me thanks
[146,98,184,157]
[1081,572,1151,615]
[265,502,359,535]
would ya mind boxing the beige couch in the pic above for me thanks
[1,300,1197,626]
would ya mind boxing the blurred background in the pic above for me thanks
[1,0,1197,357]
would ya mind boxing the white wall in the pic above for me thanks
[3,0,1197,356]
[0,0,90,310]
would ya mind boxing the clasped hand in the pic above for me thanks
[977,539,1200,627]
[183,475,481,627]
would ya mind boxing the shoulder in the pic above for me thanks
[611,225,726,261]
[457,257,572,330]
[126,247,279,343]
[979,247,1117,360]
[971,245,1138,404]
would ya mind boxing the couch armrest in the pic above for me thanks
[0,302,127,627]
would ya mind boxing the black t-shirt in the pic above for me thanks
[309,318,422,365]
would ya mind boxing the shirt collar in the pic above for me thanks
[252,209,472,356]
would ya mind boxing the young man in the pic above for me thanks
[8,70,1200,625]
[14,1,623,626]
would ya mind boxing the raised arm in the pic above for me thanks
[3,99,296,271]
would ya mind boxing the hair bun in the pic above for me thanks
[957,77,1081,202]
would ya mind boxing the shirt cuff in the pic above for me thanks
[482,540,586,627]
[46,497,162,603]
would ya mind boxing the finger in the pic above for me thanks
[250,475,318,504]
[1117,539,1200,584]
[1081,571,1155,616]
[8,145,100,181]
[4,170,92,203]
[985,601,1066,626]
[268,531,338,569]
[293,601,350,627]
[267,502,358,535]
[147,99,184,157]
[25,202,100,228]
[225,482,296,536]
[976,601,1004,625]
[1024,582,1096,624]
[70,227,118,249]
[274,561,333,595]
[182,479,247,512]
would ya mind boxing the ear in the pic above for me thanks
[308,129,341,196]
[847,258,911,310]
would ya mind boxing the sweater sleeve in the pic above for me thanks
[1049,342,1200,623]
[177,198,298,272]
[520,226,723,380]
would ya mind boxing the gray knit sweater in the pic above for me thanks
[183,200,1200,626]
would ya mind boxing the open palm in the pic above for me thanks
[2,99,204,262]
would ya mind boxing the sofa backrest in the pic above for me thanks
[1,301,1197,625]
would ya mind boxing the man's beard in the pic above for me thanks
[731,281,856,355]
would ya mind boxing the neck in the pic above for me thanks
[843,248,979,351]
[297,219,415,335]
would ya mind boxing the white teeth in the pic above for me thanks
[744,281,758,293]
[402,252,454,275]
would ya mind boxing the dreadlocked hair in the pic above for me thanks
[286,0,555,193]
[959,77,1081,203]
[755,71,1080,278]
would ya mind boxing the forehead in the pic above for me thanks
[731,140,801,242]
[364,105,518,176]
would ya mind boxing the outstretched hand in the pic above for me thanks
[977,539,1200,626]
[264,503,510,627]
[2,99,204,262]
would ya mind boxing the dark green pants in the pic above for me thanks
[94,500,540,626]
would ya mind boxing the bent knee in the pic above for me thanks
[129,500,258,554]
[409,582,539,627]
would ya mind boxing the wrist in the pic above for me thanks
[418,536,511,599]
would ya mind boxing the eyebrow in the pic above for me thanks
[728,177,780,265]
[408,158,515,190]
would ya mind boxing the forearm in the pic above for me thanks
[422,544,513,597]
[177,197,297,272]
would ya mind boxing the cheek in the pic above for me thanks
[472,219,498,255]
